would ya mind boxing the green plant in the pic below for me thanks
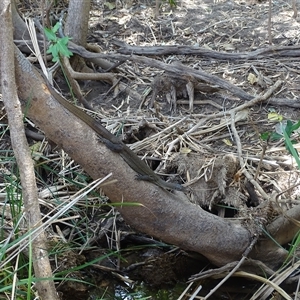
[44,22,73,62]
[284,229,300,265]
[261,120,300,169]
[165,0,176,7]
[0,173,36,299]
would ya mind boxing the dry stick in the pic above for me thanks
[188,80,281,135]
[164,80,282,170]
[67,44,253,101]
[112,39,300,60]
[188,259,275,283]
[131,116,188,152]
[44,0,53,28]
[230,111,270,201]
[236,271,292,300]
[63,55,117,84]
[248,117,267,181]
[177,282,195,300]
[0,2,58,300]
[40,0,47,66]
[61,55,95,111]
[61,57,141,102]
[292,0,298,18]
[61,56,131,113]
[254,143,267,181]
[268,0,272,45]
[189,261,240,282]
[251,260,300,299]
[204,236,259,299]
[230,111,243,168]
[274,183,300,228]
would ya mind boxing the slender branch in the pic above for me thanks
[0,1,58,299]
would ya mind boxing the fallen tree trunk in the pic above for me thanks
[12,46,255,267]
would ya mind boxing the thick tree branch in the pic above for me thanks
[12,45,255,267]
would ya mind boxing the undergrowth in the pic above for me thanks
[0,127,123,299]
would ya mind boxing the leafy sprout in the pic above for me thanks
[44,22,73,62]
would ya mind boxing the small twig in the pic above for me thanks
[103,59,126,72]
[146,20,157,44]
[204,236,259,299]
[44,0,53,28]
[230,110,270,201]
[102,77,122,101]
[187,80,281,138]
[230,111,243,167]
[254,142,267,181]
[268,0,272,44]
[274,183,300,227]
[61,56,95,111]
[248,116,268,181]
[292,0,298,18]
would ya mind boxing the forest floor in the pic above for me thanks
[87,0,300,212]
[87,0,300,298]
[14,0,300,299]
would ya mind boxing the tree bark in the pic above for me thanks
[65,0,90,47]
[0,1,58,299]
[12,45,255,267]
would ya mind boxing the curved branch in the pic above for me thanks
[14,46,253,267]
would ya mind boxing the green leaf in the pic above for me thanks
[291,120,300,132]
[270,132,282,141]
[162,0,177,7]
[56,38,73,58]
[283,129,300,169]
[52,22,61,34]
[104,2,116,9]
[44,22,73,62]
[44,27,57,42]
[284,120,294,136]
[47,44,60,62]
[60,47,73,58]
[168,0,177,7]
[261,131,284,141]
[60,36,71,46]
[260,132,270,141]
